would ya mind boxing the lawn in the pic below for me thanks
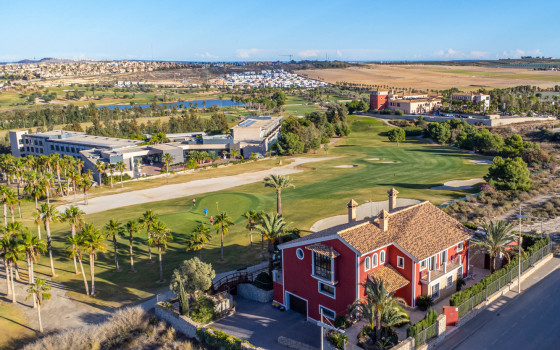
[0,301,36,349]
[283,96,322,116]
[10,116,490,310]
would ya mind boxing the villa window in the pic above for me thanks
[397,256,405,269]
[319,282,335,298]
[364,256,371,271]
[440,250,447,266]
[380,251,385,264]
[319,306,336,320]
[457,242,464,252]
[313,252,332,281]
[446,275,453,289]
[372,253,378,267]
[419,259,427,271]
[429,255,436,271]
[431,283,440,299]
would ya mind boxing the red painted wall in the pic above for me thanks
[357,246,389,298]
[282,238,357,321]
[370,93,388,110]
[273,282,284,304]
[387,245,414,306]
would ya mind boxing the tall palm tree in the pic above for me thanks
[67,234,89,296]
[0,185,11,228]
[5,190,18,223]
[263,174,295,217]
[121,219,141,272]
[350,277,407,340]
[61,206,85,274]
[243,210,264,248]
[24,180,45,210]
[213,212,234,261]
[139,210,158,262]
[161,153,174,184]
[473,220,518,272]
[104,219,122,272]
[228,149,241,160]
[95,160,106,187]
[0,235,23,303]
[81,223,107,296]
[38,203,60,277]
[186,223,212,259]
[79,175,93,205]
[25,278,51,333]
[22,231,46,284]
[108,164,116,189]
[254,213,286,274]
[116,161,126,188]
[32,210,42,239]
[40,174,53,204]
[147,220,173,282]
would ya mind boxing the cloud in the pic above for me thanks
[499,49,542,58]
[432,49,489,59]
[236,48,261,59]
[336,50,343,58]
[298,50,320,58]
[197,52,218,59]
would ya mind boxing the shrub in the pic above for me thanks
[407,309,438,337]
[102,173,132,185]
[416,295,434,311]
[456,277,466,291]
[334,315,351,330]
[462,222,478,230]
[190,295,217,324]
[394,109,404,115]
[253,272,273,290]
[403,126,423,136]
[196,327,258,350]
[327,331,348,349]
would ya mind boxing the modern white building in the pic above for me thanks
[452,93,491,111]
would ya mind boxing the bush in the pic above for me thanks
[196,327,258,350]
[403,126,423,136]
[327,331,348,349]
[102,173,132,185]
[253,272,273,290]
[407,309,438,337]
[380,108,393,115]
[334,315,351,330]
[456,277,466,291]
[190,295,217,324]
[462,222,478,230]
[417,295,434,311]
[394,109,404,115]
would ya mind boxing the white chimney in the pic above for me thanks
[347,199,358,223]
[388,188,399,212]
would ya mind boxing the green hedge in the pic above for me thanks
[407,309,437,337]
[196,327,257,350]
[449,235,549,306]
[102,173,132,185]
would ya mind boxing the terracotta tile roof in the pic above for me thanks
[306,243,341,258]
[368,265,409,293]
[338,201,472,260]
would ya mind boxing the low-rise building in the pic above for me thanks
[370,90,442,114]
[273,189,472,321]
[452,93,490,111]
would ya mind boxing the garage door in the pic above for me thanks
[288,294,307,317]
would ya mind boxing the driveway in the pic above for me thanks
[212,297,321,350]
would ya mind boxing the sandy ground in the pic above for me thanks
[333,165,357,168]
[309,198,422,232]
[0,267,111,335]
[469,160,493,165]
[431,178,484,191]
[59,157,334,215]
[297,64,560,89]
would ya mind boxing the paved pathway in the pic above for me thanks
[60,157,333,214]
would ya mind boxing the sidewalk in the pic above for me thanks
[435,255,560,349]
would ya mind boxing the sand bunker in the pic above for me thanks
[431,178,484,191]
[380,161,398,164]
[334,165,358,168]
[469,160,493,165]
[366,158,381,161]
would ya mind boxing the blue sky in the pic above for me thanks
[2,0,559,62]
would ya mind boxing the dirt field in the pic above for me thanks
[296,64,560,90]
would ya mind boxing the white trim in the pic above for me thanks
[361,243,392,256]
[318,281,336,299]
[311,252,336,284]
[336,235,365,255]
[419,259,427,271]
[364,256,371,271]
[457,242,464,252]
[286,292,309,318]
[319,304,336,320]
[393,242,419,262]
[380,250,385,264]
[411,262,416,308]
[446,275,453,289]
[397,256,405,269]
[296,248,304,260]
[282,249,285,305]
[372,253,379,267]
[355,254,360,300]
[278,234,338,250]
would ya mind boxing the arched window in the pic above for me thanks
[364,256,371,271]
[372,253,378,267]
[380,251,385,264]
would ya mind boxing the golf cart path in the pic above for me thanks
[60,157,333,214]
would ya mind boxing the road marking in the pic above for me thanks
[511,322,518,328]
[501,329,509,336]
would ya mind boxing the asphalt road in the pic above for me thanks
[437,260,560,350]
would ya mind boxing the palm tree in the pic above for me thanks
[473,220,517,272]
[25,278,51,332]
[79,175,93,205]
[38,203,60,277]
[95,160,106,187]
[81,223,107,296]
[0,235,22,303]
[228,149,241,160]
[61,206,85,274]
[161,153,174,184]
[147,220,173,282]
[186,223,212,259]
[66,234,89,296]
[5,190,18,223]
[350,277,407,340]
[121,220,141,272]
[0,185,11,228]
[22,231,46,284]
[213,212,234,261]
[243,210,263,248]
[254,213,286,274]
[139,210,158,262]
[108,164,116,189]
[32,210,42,239]
[24,180,45,210]
[116,161,126,188]
[40,174,52,204]
[104,219,122,272]
[263,175,295,217]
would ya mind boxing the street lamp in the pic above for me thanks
[516,207,539,294]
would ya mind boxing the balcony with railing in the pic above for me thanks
[420,255,462,284]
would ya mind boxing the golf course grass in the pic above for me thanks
[18,116,490,309]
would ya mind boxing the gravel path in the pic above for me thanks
[60,157,333,214]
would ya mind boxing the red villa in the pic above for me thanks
[272,188,472,321]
